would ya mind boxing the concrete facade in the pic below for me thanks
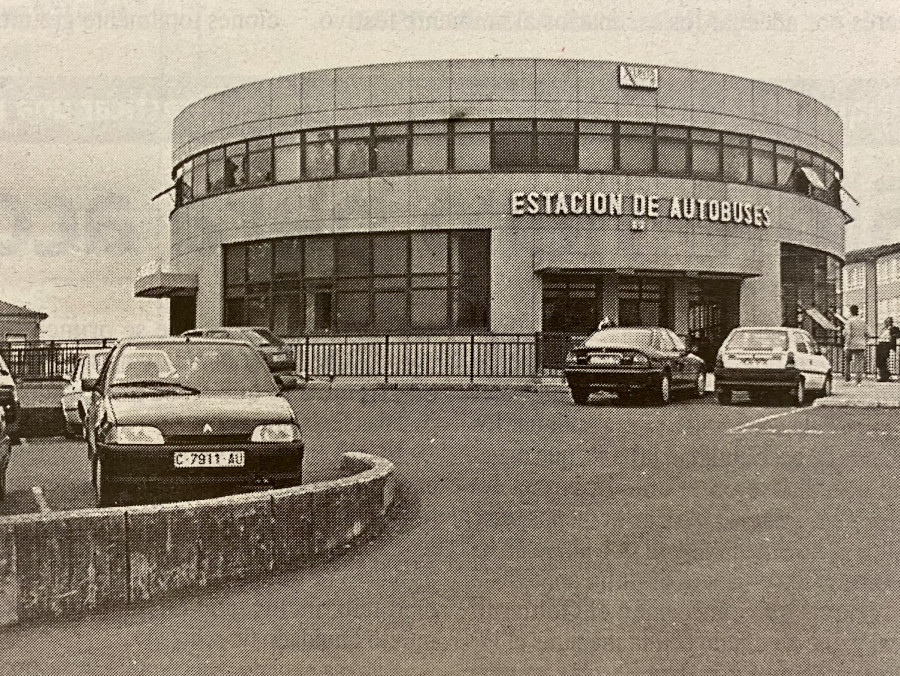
[153,59,846,336]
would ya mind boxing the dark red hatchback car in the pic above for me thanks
[84,337,304,507]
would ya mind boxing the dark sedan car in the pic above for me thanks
[181,327,297,373]
[84,337,304,507]
[564,327,706,405]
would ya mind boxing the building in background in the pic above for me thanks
[0,301,47,342]
[843,243,900,336]
[136,59,848,355]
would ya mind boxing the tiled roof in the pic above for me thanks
[0,300,48,320]
[846,243,900,264]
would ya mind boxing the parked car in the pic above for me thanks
[714,326,833,405]
[60,349,110,438]
[0,407,11,500]
[0,353,19,442]
[181,327,296,373]
[84,337,304,507]
[564,327,707,405]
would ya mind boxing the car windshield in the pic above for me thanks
[726,330,789,352]
[584,328,654,348]
[107,343,278,396]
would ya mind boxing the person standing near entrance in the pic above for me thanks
[876,316,897,382]
[844,305,868,385]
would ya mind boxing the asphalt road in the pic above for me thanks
[1,389,899,675]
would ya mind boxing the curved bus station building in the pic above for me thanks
[137,58,847,354]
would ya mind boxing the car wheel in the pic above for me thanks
[94,456,115,507]
[716,388,732,405]
[693,370,706,398]
[820,375,833,398]
[652,373,672,406]
[793,378,806,406]
[571,388,590,405]
[63,419,80,439]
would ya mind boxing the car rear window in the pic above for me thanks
[247,329,285,347]
[584,328,653,348]
[725,330,789,352]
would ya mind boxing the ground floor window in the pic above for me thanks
[223,229,490,335]
[618,278,670,328]
[781,243,842,344]
[542,276,603,334]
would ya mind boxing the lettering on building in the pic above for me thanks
[509,192,771,227]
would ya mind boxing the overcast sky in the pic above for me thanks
[0,0,896,338]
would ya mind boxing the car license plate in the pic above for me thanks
[173,451,245,468]
[590,354,621,365]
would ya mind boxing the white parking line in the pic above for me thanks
[31,486,51,513]
[735,427,900,437]
[726,405,816,434]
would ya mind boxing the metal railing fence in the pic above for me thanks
[0,339,116,381]
[1,334,896,383]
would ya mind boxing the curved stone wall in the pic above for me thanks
[0,452,395,626]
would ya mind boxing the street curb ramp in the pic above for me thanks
[0,452,395,627]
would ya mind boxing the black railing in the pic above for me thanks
[289,335,558,380]
[0,339,117,381]
[2,334,897,383]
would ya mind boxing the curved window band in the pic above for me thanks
[172,119,843,212]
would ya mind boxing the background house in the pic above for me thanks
[0,301,48,342]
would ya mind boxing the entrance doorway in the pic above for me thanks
[170,295,197,335]
[687,279,741,367]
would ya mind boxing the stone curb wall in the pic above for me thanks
[0,452,395,627]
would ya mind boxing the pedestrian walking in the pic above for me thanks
[844,305,868,385]
[876,317,896,382]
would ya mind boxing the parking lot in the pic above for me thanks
[3,388,900,675]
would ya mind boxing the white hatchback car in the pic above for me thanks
[61,349,110,438]
[714,326,832,405]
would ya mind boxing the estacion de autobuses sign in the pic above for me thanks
[510,191,771,227]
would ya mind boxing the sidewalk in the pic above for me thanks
[815,377,900,408]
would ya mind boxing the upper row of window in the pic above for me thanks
[172,119,844,210]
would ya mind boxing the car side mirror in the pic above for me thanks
[81,377,98,391]
[274,374,297,391]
